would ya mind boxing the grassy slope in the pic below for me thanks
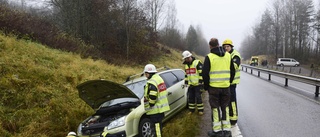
[0,33,203,137]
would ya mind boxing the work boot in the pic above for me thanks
[222,131,232,137]
[187,112,193,115]
[198,111,203,115]
[207,131,223,137]
[230,120,237,125]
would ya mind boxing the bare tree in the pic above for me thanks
[141,0,167,32]
[159,0,185,50]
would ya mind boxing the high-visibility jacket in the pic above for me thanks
[208,52,231,88]
[144,74,170,115]
[230,50,241,84]
[185,59,203,86]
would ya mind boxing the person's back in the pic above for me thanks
[203,38,232,137]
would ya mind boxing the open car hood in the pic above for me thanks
[76,79,139,109]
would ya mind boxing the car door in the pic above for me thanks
[159,70,185,117]
[170,70,187,109]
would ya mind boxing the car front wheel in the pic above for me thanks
[138,118,154,137]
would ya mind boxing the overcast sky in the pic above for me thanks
[175,0,273,49]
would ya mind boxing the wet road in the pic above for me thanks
[237,71,320,137]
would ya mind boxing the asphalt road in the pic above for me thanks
[237,71,320,137]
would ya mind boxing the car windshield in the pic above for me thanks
[125,80,146,99]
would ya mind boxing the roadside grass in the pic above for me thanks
[163,110,200,137]
[0,33,202,136]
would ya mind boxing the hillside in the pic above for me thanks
[0,33,203,137]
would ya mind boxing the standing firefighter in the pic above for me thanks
[182,50,204,115]
[203,38,234,137]
[222,39,241,126]
[143,64,170,137]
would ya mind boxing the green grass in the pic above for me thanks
[0,33,203,137]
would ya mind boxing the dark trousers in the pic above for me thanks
[229,84,238,125]
[188,85,203,112]
[150,113,164,137]
[208,87,230,122]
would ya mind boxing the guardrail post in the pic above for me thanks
[315,86,319,97]
[268,74,271,81]
[289,67,292,73]
[246,68,247,72]
[285,78,288,86]
[250,69,252,74]
[258,71,260,77]
[310,69,314,77]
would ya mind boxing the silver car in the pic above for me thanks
[276,58,300,67]
[76,69,188,137]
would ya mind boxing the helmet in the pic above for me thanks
[222,39,233,46]
[182,50,192,59]
[67,131,77,136]
[144,64,157,73]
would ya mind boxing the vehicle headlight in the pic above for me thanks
[107,116,126,130]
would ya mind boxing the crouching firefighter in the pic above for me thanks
[143,64,170,137]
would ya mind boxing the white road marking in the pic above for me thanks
[231,124,243,137]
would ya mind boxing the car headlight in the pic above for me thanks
[107,116,126,130]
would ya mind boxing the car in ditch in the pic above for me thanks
[76,68,188,137]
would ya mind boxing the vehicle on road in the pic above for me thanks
[76,68,188,137]
[276,58,299,67]
[249,56,259,66]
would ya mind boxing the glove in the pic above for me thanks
[199,84,205,92]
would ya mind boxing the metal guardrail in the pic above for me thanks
[241,64,320,97]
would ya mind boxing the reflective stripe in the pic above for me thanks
[230,101,238,120]
[144,74,170,115]
[210,78,230,81]
[209,71,230,74]
[188,103,195,109]
[231,50,241,84]
[222,120,231,131]
[155,123,162,137]
[213,122,222,132]
[233,76,240,80]
[185,59,202,86]
[197,103,204,110]
[208,53,231,88]
[212,108,222,132]
[223,107,231,130]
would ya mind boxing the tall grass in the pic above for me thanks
[0,33,204,137]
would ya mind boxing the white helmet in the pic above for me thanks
[144,64,157,73]
[182,50,192,59]
[67,131,77,136]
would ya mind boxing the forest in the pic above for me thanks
[0,0,209,65]
[239,0,320,65]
